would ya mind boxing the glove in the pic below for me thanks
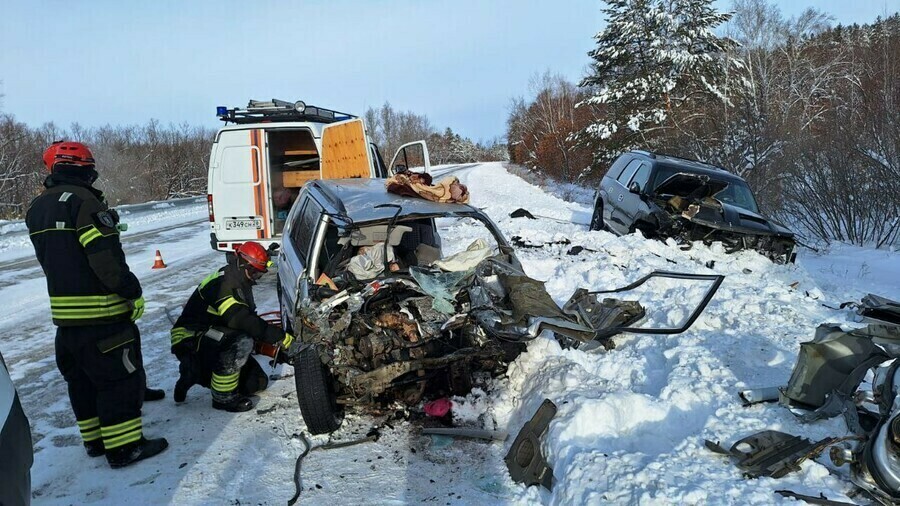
[130,296,145,321]
[280,333,303,358]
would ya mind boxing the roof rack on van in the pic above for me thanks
[216,99,357,125]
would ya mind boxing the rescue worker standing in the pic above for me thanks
[26,141,168,468]
[170,241,299,412]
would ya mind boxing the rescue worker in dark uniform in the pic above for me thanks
[170,241,299,412]
[26,141,168,468]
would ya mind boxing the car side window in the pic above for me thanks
[289,197,323,263]
[629,162,652,190]
[617,160,643,185]
[607,156,630,180]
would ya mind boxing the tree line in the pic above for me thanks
[0,102,505,219]
[507,0,900,247]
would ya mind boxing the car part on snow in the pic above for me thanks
[289,428,381,506]
[774,490,857,506]
[505,399,557,490]
[779,324,900,432]
[738,386,781,406]
[841,294,900,326]
[581,271,725,342]
[705,430,845,478]
[422,427,509,441]
[838,361,900,505]
[509,208,536,219]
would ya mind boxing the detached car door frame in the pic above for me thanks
[389,141,431,174]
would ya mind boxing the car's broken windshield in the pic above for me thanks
[712,181,759,213]
[651,165,759,213]
[320,215,502,283]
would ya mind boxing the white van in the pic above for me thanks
[207,99,431,252]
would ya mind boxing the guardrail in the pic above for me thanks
[1,196,206,229]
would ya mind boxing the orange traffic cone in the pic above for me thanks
[151,250,167,269]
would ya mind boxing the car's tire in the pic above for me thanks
[294,347,343,435]
[589,202,605,231]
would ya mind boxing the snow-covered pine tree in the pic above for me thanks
[577,0,737,171]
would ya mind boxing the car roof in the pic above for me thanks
[630,152,745,182]
[309,178,479,223]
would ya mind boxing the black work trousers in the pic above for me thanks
[175,328,268,403]
[55,321,145,449]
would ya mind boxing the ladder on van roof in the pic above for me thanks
[216,99,357,125]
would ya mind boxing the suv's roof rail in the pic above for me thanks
[216,99,357,125]
[630,149,656,158]
[652,152,729,172]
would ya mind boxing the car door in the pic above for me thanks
[608,159,643,234]
[278,192,323,325]
[621,161,652,227]
[389,141,431,174]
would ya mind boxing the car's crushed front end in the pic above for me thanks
[295,211,651,410]
[647,173,797,264]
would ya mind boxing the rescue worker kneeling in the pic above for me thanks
[170,242,299,412]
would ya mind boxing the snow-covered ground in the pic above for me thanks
[2,163,897,505]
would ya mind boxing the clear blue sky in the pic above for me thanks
[1,0,896,142]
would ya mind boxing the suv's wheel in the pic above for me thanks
[589,202,605,231]
[295,347,343,435]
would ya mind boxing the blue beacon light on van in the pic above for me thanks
[216,106,228,117]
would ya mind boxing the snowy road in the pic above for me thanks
[2,163,898,505]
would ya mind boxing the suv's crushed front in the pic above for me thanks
[648,173,796,263]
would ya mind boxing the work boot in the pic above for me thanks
[144,387,165,402]
[212,396,254,413]
[173,377,192,403]
[106,437,169,469]
[84,440,105,458]
[173,356,196,403]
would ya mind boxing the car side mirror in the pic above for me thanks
[628,182,642,194]
[393,164,407,174]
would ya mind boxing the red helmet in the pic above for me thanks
[235,242,272,272]
[43,141,95,171]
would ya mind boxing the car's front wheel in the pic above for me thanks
[294,347,343,435]
[589,202,605,231]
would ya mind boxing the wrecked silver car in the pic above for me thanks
[278,179,724,434]
[591,151,797,263]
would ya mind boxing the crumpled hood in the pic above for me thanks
[690,201,794,237]
[654,173,729,199]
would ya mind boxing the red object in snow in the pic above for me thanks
[424,398,452,418]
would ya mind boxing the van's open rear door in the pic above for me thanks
[320,118,373,179]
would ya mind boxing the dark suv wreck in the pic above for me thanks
[590,150,796,263]
[277,178,724,434]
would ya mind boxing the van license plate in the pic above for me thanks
[224,218,263,230]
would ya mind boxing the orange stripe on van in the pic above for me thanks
[249,130,263,239]
[256,129,270,238]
